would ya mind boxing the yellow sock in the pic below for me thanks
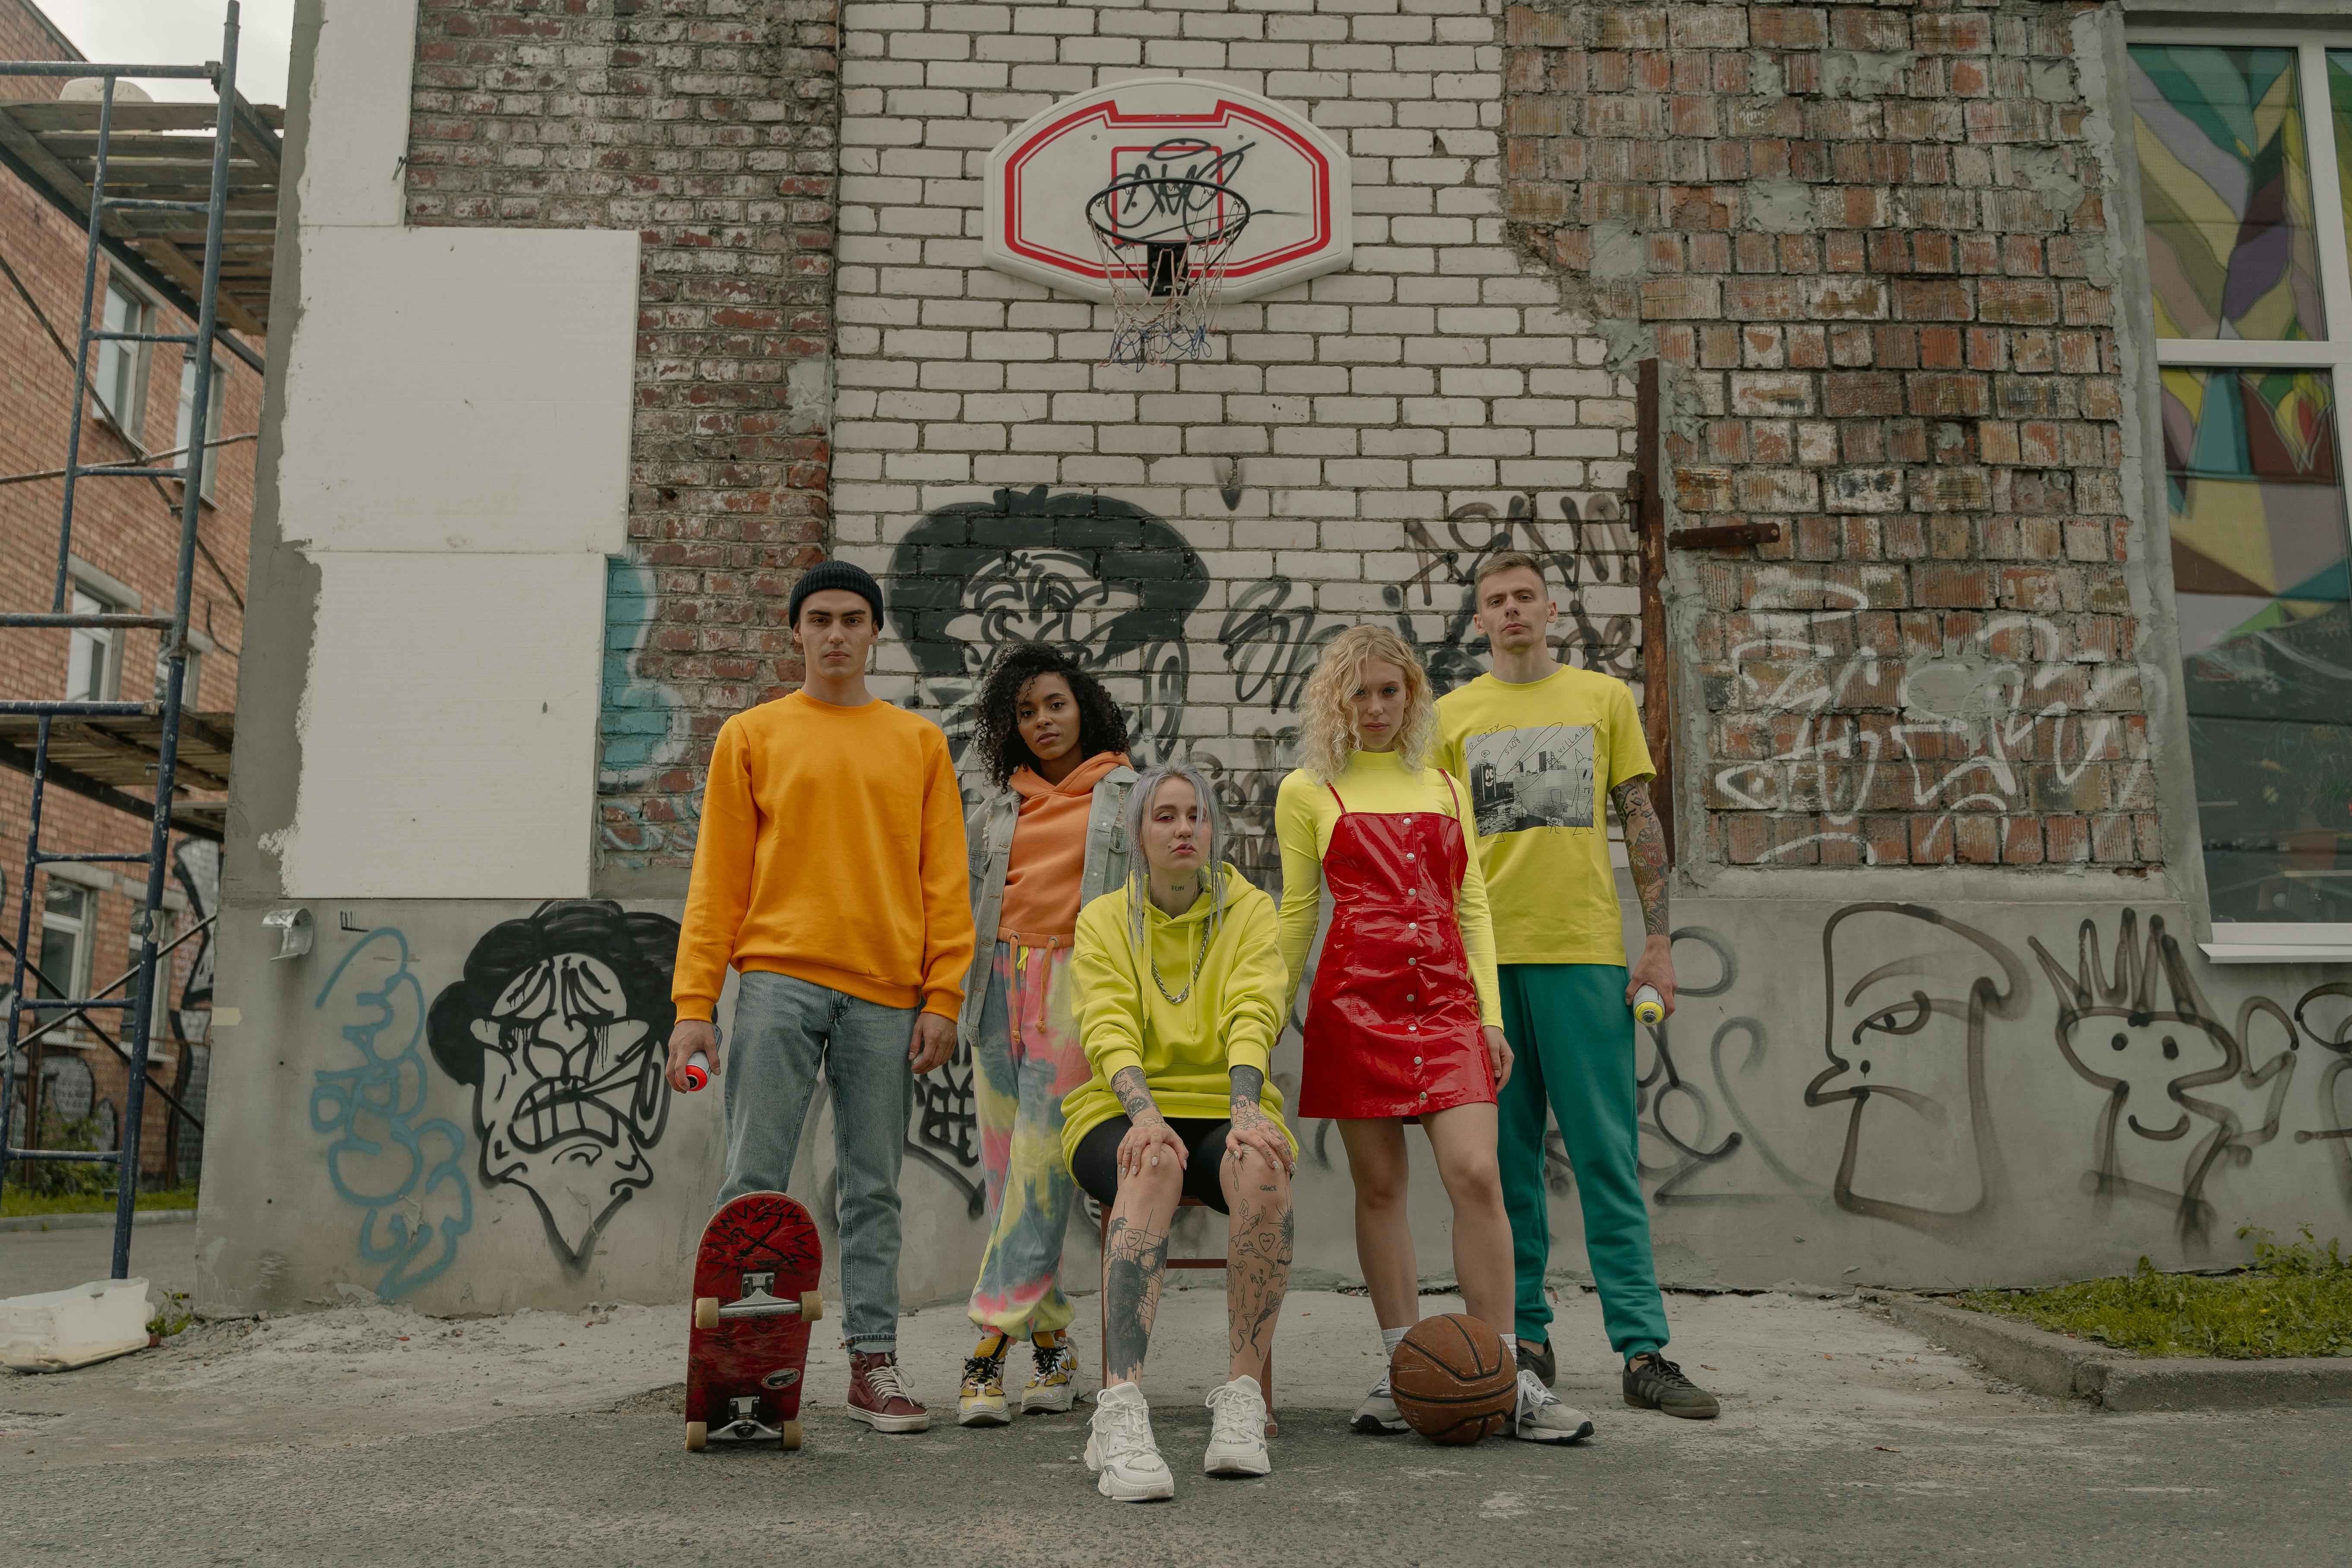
[974,1330,1008,1358]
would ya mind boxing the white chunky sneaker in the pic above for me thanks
[1085,1383,1175,1502]
[1510,1367,1595,1444]
[1202,1376,1271,1477]
[1351,1376,1409,1435]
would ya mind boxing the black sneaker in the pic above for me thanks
[1623,1353,1719,1420]
[1515,1337,1556,1388]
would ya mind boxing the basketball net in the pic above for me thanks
[1086,171,1251,369]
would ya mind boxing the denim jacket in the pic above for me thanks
[957,762,1138,1050]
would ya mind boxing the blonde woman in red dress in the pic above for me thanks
[1274,625,1593,1444]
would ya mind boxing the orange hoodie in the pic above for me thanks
[996,750,1129,943]
[673,692,975,1021]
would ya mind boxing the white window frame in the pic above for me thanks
[92,275,152,440]
[64,585,122,703]
[176,353,228,504]
[36,879,93,1013]
[2129,28,2352,961]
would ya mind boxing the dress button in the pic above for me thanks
[1408,922,1418,933]
[1407,993,1415,1003]
[1409,1023,1418,1034]
[1418,1091,1428,1102]
[1405,852,1415,861]
[1413,1056,1423,1066]
[1408,957,1418,967]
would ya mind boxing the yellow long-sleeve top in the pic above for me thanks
[1274,748,1503,1027]
[673,692,975,1022]
[1061,866,1298,1169]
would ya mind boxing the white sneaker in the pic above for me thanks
[1351,1376,1409,1435]
[1510,1367,1595,1443]
[1202,1376,1271,1477]
[1085,1383,1175,1502]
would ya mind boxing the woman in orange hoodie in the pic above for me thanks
[955,644,1139,1426]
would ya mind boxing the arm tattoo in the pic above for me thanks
[1111,1065,1163,1125]
[1228,1064,1264,1110]
[1612,780,1671,938]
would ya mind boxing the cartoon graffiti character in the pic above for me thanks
[885,488,1209,770]
[1807,904,2030,1233]
[427,901,682,1274]
[2029,911,2297,1248]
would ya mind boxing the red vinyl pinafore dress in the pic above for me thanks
[1296,776,1494,1120]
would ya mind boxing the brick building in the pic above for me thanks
[195,0,2350,1318]
[0,0,259,1191]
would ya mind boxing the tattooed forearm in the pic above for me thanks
[1228,1064,1264,1110]
[1112,1065,1163,1125]
[1103,1214,1172,1385]
[1612,780,1671,937]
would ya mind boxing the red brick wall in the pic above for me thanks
[1,0,249,1181]
[403,0,842,885]
[1504,1,2153,871]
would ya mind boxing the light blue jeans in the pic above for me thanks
[721,971,916,1352]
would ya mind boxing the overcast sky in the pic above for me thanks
[35,0,295,107]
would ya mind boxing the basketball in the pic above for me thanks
[1388,1314,1516,1445]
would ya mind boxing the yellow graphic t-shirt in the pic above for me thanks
[1433,666,1653,966]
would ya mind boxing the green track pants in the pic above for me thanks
[1496,962,1669,1361]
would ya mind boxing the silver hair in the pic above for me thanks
[1122,760,1228,953]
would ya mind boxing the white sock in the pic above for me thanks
[1500,1333,1518,1359]
[1372,1325,1410,1394]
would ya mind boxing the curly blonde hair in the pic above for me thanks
[1298,625,1435,783]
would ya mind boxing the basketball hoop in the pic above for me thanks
[1085,162,1252,369]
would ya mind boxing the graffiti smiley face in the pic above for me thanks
[427,901,683,1274]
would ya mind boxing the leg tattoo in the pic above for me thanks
[1103,1214,1171,1386]
[1226,1175,1295,1377]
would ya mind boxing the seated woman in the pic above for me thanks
[1062,761,1296,1503]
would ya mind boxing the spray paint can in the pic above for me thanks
[1631,985,1665,1027]
[682,1049,712,1091]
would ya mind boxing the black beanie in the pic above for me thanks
[787,559,885,626]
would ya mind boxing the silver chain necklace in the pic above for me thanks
[1148,884,1211,1005]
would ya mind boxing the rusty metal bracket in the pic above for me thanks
[1667,522,1783,550]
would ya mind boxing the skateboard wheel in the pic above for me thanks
[685,1421,707,1452]
[694,1296,720,1331]
[800,1291,823,1323]
[778,1420,803,1450]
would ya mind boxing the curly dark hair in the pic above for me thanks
[972,643,1131,787]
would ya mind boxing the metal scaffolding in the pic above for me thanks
[0,3,245,1278]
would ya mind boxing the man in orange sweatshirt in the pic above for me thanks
[665,560,975,1434]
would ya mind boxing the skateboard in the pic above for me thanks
[685,1190,825,1451]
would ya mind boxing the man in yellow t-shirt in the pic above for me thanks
[1434,552,1718,1422]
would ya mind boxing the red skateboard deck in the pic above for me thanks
[685,1191,824,1451]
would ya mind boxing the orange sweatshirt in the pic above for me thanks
[996,750,1129,942]
[673,692,975,1022]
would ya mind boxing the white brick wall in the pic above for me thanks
[832,0,1638,872]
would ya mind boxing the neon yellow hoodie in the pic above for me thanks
[1060,865,1296,1167]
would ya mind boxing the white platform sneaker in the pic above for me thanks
[1085,1383,1176,1502]
[1202,1375,1271,1477]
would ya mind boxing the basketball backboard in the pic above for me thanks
[983,78,1353,306]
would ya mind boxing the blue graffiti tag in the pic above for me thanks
[599,554,689,791]
[310,927,473,1298]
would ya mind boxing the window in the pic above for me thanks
[2131,36,2352,947]
[93,278,149,438]
[154,642,201,707]
[176,355,228,503]
[35,882,91,1014]
[64,586,120,703]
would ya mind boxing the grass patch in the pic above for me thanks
[1,1184,199,1218]
[1960,1227,2352,1359]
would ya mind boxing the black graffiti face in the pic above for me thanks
[427,901,680,1274]
[479,953,664,1164]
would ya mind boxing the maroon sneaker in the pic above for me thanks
[846,1350,931,1433]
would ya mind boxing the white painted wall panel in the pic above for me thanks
[274,552,604,898]
[275,226,639,556]
[299,0,419,229]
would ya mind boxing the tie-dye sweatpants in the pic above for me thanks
[966,940,1093,1336]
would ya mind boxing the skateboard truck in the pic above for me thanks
[694,1272,824,1330]
[708,1394,784,1443]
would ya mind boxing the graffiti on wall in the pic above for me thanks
[426,901,682,1275]
[311,927,474,1299]
[1603,905,2352,1263]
